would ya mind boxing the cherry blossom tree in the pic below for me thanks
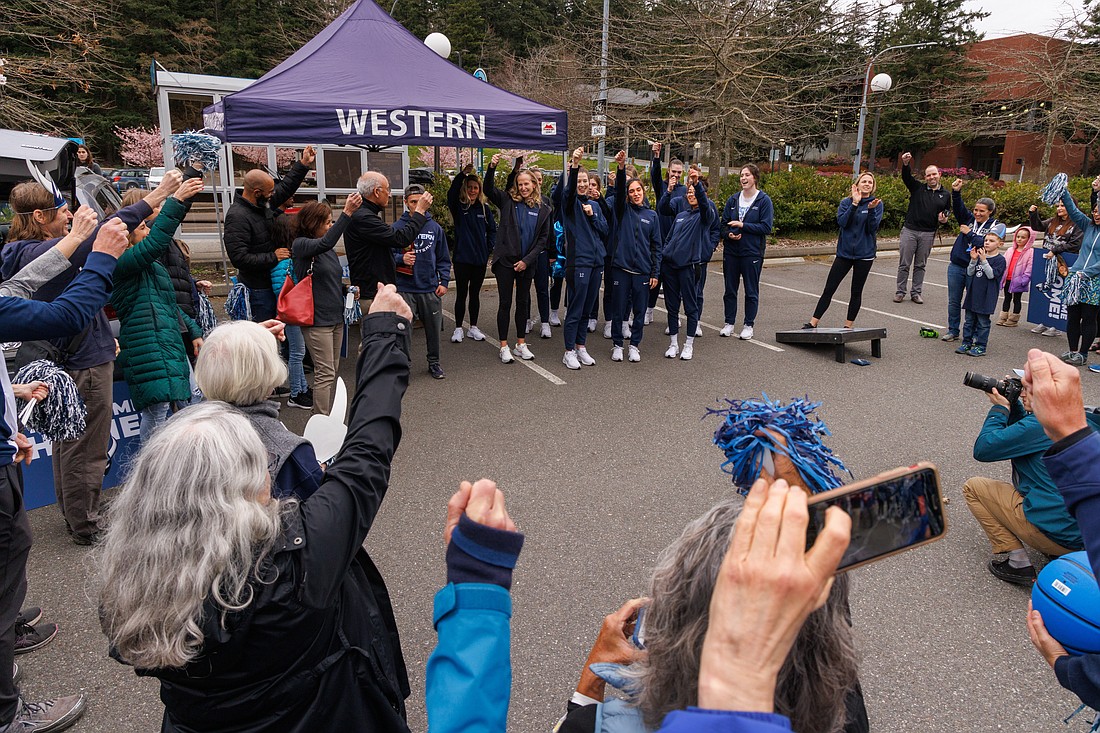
[234,146,299,169]
[114,126,164,167]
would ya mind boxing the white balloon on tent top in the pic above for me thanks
[424,32,451,58]
[870,73,893,93]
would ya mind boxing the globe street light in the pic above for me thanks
[424,32,451,59]
[852,42,937,177]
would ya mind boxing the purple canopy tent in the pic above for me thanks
[202,0,568,149]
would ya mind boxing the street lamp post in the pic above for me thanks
[595,0,610,178]
[852,42,937,178]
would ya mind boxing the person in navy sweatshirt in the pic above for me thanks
[659,178,713,361]
[805,173,883,330]
[395,184,451,380]
[447,164,497,344]
[956,227,1007,357]
[694,169,721,338]
[647,143,686,325]
[0,219,129,733]
[560,147,609,371]
[608,150,662,363]
[942,178,1000,342]
[720,164,774,342]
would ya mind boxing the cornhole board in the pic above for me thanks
[775,327,887,363]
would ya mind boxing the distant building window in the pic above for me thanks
[368,152,404,190]
[324,149,364,189]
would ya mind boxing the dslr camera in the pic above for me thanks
[963,372,1023,405]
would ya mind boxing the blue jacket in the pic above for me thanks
[447,171,498,266]
[963,253,1006,315]
[972,403,1084,549]
[612,169,662,277]
[949,191,1001,269]
[1062,190,1100,279]
[656,710,793,733]
[835,197,883,261]
[0,252,118,464]
[650,157,686,241]
[394,212,452,294]
[721,192,774,258]
[562,166,609,268]
[659,183,713,268]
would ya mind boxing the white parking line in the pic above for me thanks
[442,309,566,385]
[654,302,785,352]
[755,281,948,330]
[865,268,1028,305]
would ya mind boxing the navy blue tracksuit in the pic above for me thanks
[611,169,662,348]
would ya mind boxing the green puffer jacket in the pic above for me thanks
[110,196,202,411]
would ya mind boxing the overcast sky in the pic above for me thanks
[967,0,1088,37]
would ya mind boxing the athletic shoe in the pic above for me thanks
[911,294,924,304]
[576,347,596,366]
[622,324,631,339]
[739,325,754,340]
[10,694,86,733]
[719,324,735,337]
[1042,326,1061,337]
[468,326,486,341]
[13,662,20,685]
[587,318,597,332]
[514,343,535,360]
[428,363,446,380]
[611,346,624,362]
[525,319,533,334]
[499,346,514,364]
[288,391,313,410]
[1088,364,1100,374]
[273,386,291,397]
[15,622,58,655]
[956,343,972,355]
[664,343,679,359]
[1031,323,1047,334]
[451,327,464,343]
[563,350,581,370]
[627,346,641,362]
[664,325,671,335]
[680,343,693,360]
[16,607,42,627]
[802,323,815,330]
[1068,352,1088,366]
[893,294,904,303]
[968,345,986,357]
[540,323,552,339]
[549,311,561,326]
[940,332,959,342]
[988,558,1036,586]
[644,308,653,325]
[603,321,613,339]
[1061,350,1077,363]
[694,325,703,337]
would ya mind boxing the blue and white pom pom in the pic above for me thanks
[196,291,219,335]
[14,360,87,442]
[706,394,851,495]
[225,280,251,321]
[171,131,223,170]
[1041,173,1069,206]
[344,286,362,325]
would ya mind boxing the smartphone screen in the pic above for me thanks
[805,465,945,572]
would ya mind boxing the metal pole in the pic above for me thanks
[868,107,882,172]
[596,0,609,178]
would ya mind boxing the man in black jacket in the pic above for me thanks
[894,151,950,304]
[224,146,316,321]
[344,171,432,336]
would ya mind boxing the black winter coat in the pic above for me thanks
[159,240,197,320]
[484,164,552,268]
[223,162,310,289]
[344,200,426,295]
[137,314,412,733]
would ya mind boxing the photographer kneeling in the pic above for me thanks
[963,371,1097,584]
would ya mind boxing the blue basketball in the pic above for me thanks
[1032,551,1100,656]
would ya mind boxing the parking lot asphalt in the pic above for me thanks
[20,248,1100,732]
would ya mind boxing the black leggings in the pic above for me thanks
[453,261,486,327]
[1001,284,1022,314]
[550,276,565,310]
[1067,302,1100,353]
[493,261,534,342]
[813,257,874,323]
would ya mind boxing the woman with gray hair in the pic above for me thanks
[943,178,1001,342]
[194,319,322,502]
[556,496,868,733]
[98,286,418,733]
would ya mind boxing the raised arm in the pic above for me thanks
[0,206,98,298]
[1061,190,1091,230]
[447,167,467,214]
[483,156,506,208]
[696,183,712,226]
[270,147,314,209]
[115,180,203,280]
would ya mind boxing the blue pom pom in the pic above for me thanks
[14,360,87,442]
[344,286,362,325]
[706,394,851,495]
[225,279,252,321]
[196,291,219,335]
[172,131,223,170]
[1041,173,1069,206]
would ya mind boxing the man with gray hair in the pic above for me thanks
[894,151,951,304]
[344,171,433,334]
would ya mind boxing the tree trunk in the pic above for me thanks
[1039,104,1059,181]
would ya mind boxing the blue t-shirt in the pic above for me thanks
[515,202,540,255]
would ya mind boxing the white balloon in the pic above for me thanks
[870,73,893,93]
[424,32,451,58]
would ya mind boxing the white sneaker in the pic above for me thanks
[514,343,535,360]
[603,321,613,339]
[739,325,754,340]
[695,324,703,337]
[719,323,735,337]
[468,325,486,341]
[500,346,514,363]
[525,319,533,334]
[664,325,671,335]
[577,347,596,365]
[549,311,561,326]
[1043,327,1061,337]
[681,343,694,360]
[622,323,632,339]
[563,350,581,370]
[1030,323,1047,334]
[628,345,641,362]
[611,346,624,361]
[665,342,679,359]
[540,323,552,339]
[451,327,464,343]
[587,318,597,332]
[644,308,653,325]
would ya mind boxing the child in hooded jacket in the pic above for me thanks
[957,227,1007,358]
[997,226,1034,328]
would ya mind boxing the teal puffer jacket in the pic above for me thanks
[110,196,201,411]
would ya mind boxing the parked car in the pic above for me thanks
[408,167,434,187]
[147,167,166,188]
[112,168,149,192]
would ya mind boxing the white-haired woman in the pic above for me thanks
[99,286,418,733]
